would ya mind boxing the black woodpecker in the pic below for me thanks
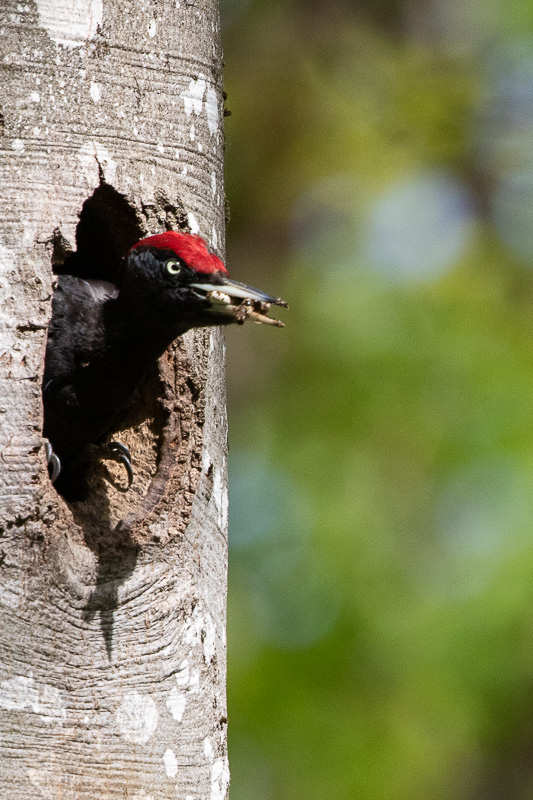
[42,231,286,497]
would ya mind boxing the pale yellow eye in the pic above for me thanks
[166,259,182,275]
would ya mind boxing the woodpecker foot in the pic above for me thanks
[97,441,134,489]
[44,441,61,483]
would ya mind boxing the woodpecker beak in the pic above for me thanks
[190,277,288,327]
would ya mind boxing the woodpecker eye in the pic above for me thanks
[166,259,182,275]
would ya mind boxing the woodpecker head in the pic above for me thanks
[122,231,287,334]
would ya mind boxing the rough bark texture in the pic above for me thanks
[0,1,229,798]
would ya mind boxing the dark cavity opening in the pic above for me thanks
[53,184,145,281]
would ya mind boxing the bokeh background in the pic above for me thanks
[220,1,533,797]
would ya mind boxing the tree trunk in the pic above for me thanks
[0,2,229,798]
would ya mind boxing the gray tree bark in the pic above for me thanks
[0,1,229,798]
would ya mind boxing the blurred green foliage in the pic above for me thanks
[221,0,533,797]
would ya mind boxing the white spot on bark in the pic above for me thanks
[188,669,200,693]
[0,675,66,724]
[211,172,217,195]
[181,77,206,116]
[183,607,217,663]
[187,212,200,234]
[166,687,187,723]
[163,748,178,778]
[211,757,230,800]
[205,86,219,135]
[213,465,228,529]
[35,0,103,47]
[184,613,204,649]
[203,613,217,663]
[11,139,24,152]
[211,227,218,249]
[89,81,101,103]
[190,123,195,142]
[157,143,164,154]
[115,692,158,745]
[204,737,214,759]
[148,18,157,37]
[202,448,212,473]
[180,79,219,137]
[30,91,40,103]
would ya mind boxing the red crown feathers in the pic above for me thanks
[130,232,228,276]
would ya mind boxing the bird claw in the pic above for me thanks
[44,441,61,483]
[44,440,132,496]
[101,441,134,488]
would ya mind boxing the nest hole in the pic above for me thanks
[53,184,145,281]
